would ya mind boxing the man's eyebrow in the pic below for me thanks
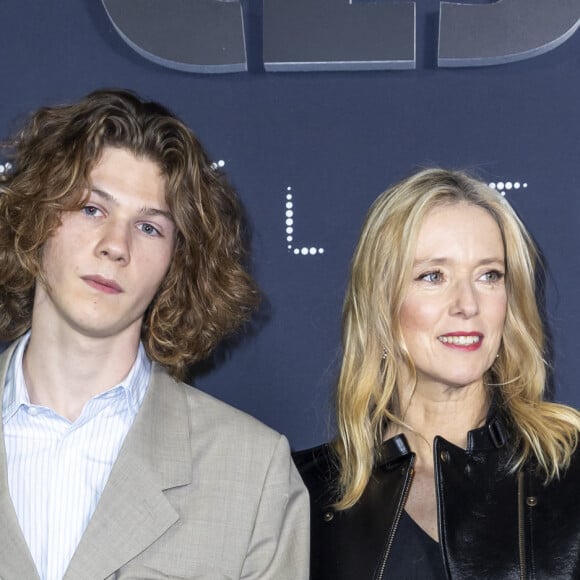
[140,207,174,222]
[91,188,115,203]
[90,188,174,222]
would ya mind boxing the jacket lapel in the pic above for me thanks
[0,343,40,580]
[64,364,193,580]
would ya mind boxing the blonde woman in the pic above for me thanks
[295,168,580,579]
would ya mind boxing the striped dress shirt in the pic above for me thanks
[2,333,151,580]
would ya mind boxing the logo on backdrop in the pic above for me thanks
[283,179,529,257]
[0,159,529,260]
[284,187,325,256]
[100,0,580,73]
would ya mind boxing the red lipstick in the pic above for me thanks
[437,332,483,351]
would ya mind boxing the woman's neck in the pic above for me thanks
[386,380,489,466]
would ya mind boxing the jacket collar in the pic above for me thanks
[377,410,509,467]
[0,343,40,579]
[0,343,193,580]
[64,362,192,579]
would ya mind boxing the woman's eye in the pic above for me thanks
[419,270,443,283]
[480,270,504,282]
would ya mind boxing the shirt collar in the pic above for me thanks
[2,332,151,423]
[3,332,32,422]
[116,342,151,414]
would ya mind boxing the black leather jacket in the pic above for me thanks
[294,416,580,579]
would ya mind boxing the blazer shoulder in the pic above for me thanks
[184,382,280,437]
[152,365,285,454]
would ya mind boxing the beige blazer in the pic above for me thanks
[0,345,309,579]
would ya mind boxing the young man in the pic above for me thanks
[0,90,309,580]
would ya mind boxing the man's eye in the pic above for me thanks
[82,205,101,217]
[139,223,161,236]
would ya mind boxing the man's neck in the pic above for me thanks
[22,326,141,422]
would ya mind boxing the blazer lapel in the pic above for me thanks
[0,344,40,580]
[0,488,39,579]
[64,365,193,580]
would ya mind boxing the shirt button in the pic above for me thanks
[526,496,538,507]
[440,450,450,463]
[323,511,334,522]
[27,406,40,416]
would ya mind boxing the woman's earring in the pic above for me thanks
[380,348,388,373]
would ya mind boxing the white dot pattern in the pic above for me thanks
[210,159,226,170]
[488,180,528,197]
[284,187,324,256]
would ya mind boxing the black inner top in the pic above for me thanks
[385,510,448,579]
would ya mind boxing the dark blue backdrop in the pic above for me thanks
[2,1,579,450]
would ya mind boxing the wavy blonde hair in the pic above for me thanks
[0,89,259,380]
[334,168,580,509]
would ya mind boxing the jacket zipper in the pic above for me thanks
[517,471,526,580]
[374,463,415,580]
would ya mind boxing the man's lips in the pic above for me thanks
[437,332,483,350]
[82,275,123,294]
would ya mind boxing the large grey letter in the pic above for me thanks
[263,0,415,72]
[101,0,246,73]
[439,0,580,67]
